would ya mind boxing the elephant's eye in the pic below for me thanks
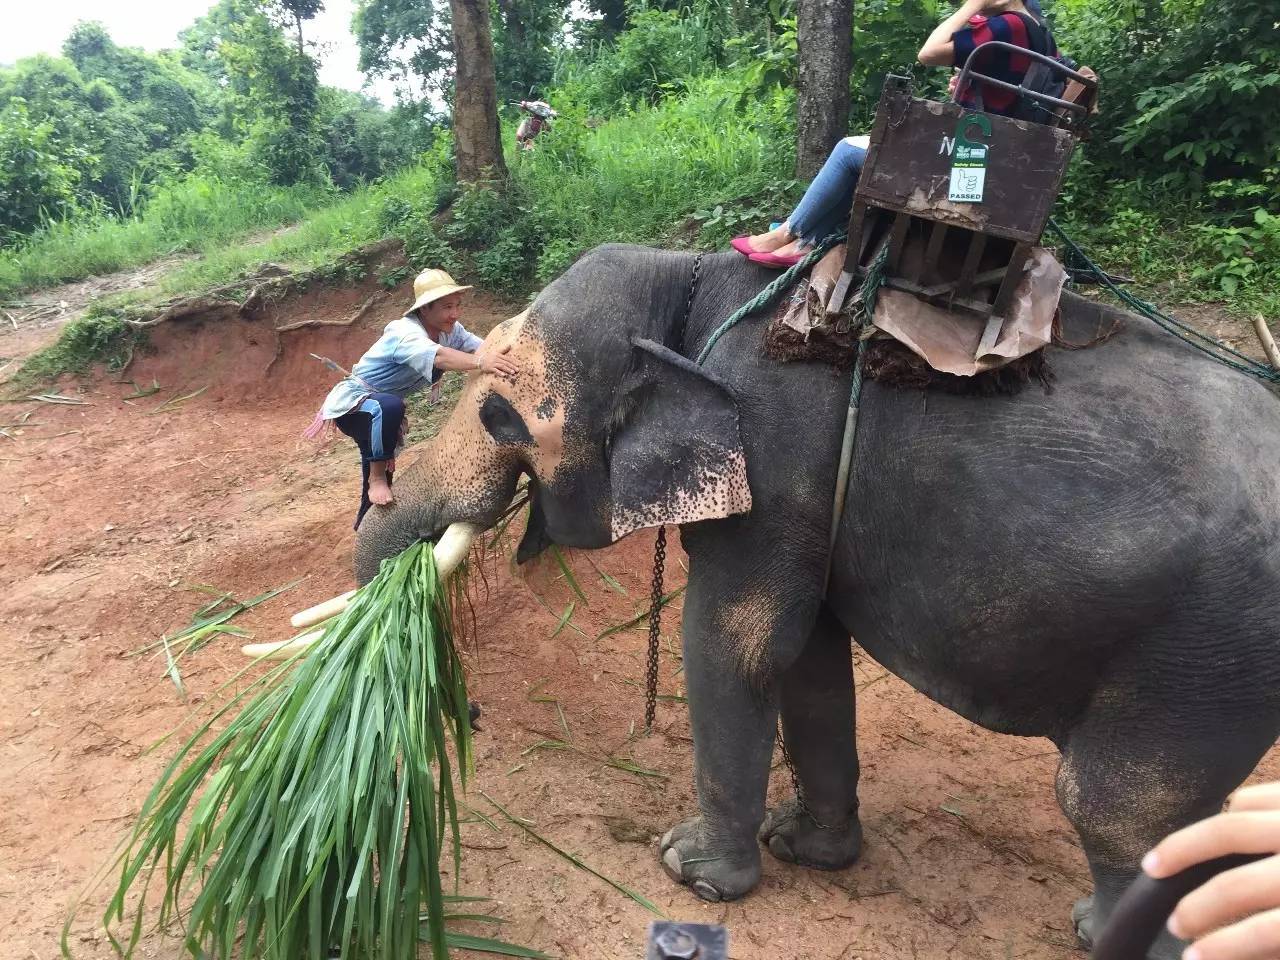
[479,392,534,446]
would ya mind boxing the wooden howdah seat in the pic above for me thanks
[828,61,1098,358]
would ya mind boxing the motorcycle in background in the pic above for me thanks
[513,100,557,150]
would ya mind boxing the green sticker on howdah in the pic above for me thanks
[948,113,992,204]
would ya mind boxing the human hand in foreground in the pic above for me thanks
[479,344,520,380]
[1143,782,1280,960]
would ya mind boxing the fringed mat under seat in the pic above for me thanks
[764,242,1063,395]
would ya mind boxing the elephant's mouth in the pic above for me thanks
[514,478,553,564]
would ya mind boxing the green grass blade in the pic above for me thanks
[441,932,552,958]
[75,543,550,960]
[480,791,667,918]
[596,585,686,640]
[549,546,588,605]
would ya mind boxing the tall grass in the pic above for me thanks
[0,174,331,302]
[480,68,799,286]
[82,164,447,309]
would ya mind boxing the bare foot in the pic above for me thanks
[368,462,394,506]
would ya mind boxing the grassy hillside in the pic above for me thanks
[10,56,1279,385]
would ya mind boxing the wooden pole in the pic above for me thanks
[1253,315,1280,370]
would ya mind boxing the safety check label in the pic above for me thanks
[948,142,988,203]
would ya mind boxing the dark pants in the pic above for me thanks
[335,393,406,529]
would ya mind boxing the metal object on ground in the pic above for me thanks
[645,921,728,960]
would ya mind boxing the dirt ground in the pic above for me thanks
[1,268,1277,960]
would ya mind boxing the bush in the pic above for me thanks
[553,10,715,113]
[15,308,142,386]
[0,98,88,238]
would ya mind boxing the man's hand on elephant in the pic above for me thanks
[478,345,519,380]
[1142,782,1280,960]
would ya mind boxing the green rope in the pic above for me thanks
[821,247,882,589]
[1047,218,1280,385]
[695,233,844,366]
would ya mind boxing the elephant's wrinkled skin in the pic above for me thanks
[354,246,1280,959]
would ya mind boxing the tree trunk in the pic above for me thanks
[449,0,509,185]
[795,0,853,180]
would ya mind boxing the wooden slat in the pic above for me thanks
[923,222,949,275]
[882,278,995,316]
[840,201,869,277]
[885,212,912,274]
[991,243,1032,318]
[955,232,988,305]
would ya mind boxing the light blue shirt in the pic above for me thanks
[319,315,484,420]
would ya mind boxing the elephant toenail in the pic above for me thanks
[660,828,675,850]
[661,846,684,882]
[691,879,723,902]
[768,834,795,862]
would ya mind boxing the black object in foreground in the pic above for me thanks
[1091,853,1267,960]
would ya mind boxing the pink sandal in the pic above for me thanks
[749,249,806,268]
[730,235,760,257]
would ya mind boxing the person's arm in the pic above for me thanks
[433,344,521,379]
[1143,782,1280,959]
[918,0,990,66]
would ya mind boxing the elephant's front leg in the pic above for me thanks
[659,544,820,902]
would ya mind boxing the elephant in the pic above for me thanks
[353,245,1280,959]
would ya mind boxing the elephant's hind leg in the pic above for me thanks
[759,606,863,870]
[1056,670,1280,960]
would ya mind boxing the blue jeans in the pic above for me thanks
[789,138,867,246]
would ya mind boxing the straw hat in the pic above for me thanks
[408,268,472,314]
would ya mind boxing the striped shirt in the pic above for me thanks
[951,12,1056,116]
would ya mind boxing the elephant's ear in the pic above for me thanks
[605,337,752,541]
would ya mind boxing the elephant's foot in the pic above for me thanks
[1073,895,1183,960]
[758,798,862,870]
[659,818,762,902]
[1072,896,1098,950]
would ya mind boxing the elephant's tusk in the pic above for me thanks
[431,521,483,578]
[243,522,482,660]
[290,590,357,629]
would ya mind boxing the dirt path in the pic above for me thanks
[2,273,1277,960]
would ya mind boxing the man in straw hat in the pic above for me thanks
[306,267,519,527]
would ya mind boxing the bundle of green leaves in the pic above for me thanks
[73,542,530,960]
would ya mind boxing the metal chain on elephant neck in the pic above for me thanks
[643,527,667,732]
[642,253,705,734]
[671,252,705,353]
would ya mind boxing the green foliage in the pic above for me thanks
[553,9,715,112]
[1058,0,1280,209]
[691,177,801,245]
[492,0,565,98]
[1190,208,1280,298]
[724,6,798,93]
[354,0,455,101]
[0,8,411,252]
[0,98,88,238]
[0,172,327,300]
[86,543,479,960]
[221,0,326,186]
